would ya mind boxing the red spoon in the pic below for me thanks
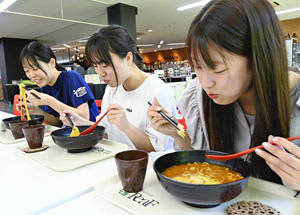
[79,110,109,136]
[205,136,300,161]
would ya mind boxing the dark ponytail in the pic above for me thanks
[133,50,144,70]
[20,41,65,75]
[55,64,66,71]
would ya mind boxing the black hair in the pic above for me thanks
[85,25,144,87]
[186,0,289,184]
[20,41,65,75]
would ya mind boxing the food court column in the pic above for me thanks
[107,3,138,40]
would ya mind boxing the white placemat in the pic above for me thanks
[17,139,128,172]
[0,124,58,144]
[95,167,300,215]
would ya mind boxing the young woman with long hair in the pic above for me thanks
[148,0,300,190]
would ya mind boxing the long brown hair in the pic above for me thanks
[186,0,290,183]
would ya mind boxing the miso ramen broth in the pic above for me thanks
[162,162,243,185]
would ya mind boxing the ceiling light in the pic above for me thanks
[136,37,141,40]
[91,0,110,4]
[63,44,71,48]
[148,29,153,32]
[177,0,211,11]
[137,44,154,47]
[154,50,157,52]
[159,40,164,45]
[0,0,17,13]
[167,43,185,46]
[51,47,66,51]
[78,39,88,43]
[157,45,161,48]
[170,48,173,50]
[276,8,300,15]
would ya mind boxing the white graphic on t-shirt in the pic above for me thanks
[73,87,87,97]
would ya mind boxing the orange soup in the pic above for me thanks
[162,162,243,185]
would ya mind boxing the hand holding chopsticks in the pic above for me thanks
[147,101,185,139]
[147,102,179,130]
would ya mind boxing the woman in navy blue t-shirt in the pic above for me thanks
[19,41,99,127]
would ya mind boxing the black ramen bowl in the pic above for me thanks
[50,125,105,153]
[153,150,251,208]
[2,114,44,129]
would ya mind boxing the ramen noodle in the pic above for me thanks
[19,84,31,121]
[177,123,185,139]
[69,125,80,137]
[162,162,243,185]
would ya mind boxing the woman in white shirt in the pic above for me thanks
[61,25,177,152]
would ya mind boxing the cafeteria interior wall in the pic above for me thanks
[281,17,300,39]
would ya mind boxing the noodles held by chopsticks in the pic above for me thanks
[19,84,31,120]
[69,126,80,137]
[177,123,185,139]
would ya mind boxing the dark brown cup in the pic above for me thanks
[115,150,149,193]
[22,124,45,149]
[8,120,29,139]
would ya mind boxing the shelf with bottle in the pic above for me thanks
[143,60,193,78]
[296,42,300,67]
[296,42,300,53]
[285,38,298,67]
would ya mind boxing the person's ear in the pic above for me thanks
[126,52,133,65]
[49,58,56,69]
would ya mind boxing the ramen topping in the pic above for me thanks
[162,162,243,185]
[69,125,80,137]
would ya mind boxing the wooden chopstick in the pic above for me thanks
[147,102,179,130]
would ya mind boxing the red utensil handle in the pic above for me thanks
[205,136,300,161]
[226,145,264,159]
[79,110,109,136]
[233,136,300,157]
[287,136,300,141]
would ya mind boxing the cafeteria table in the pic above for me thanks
[1,111,299,215]
[0,111,125,215]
